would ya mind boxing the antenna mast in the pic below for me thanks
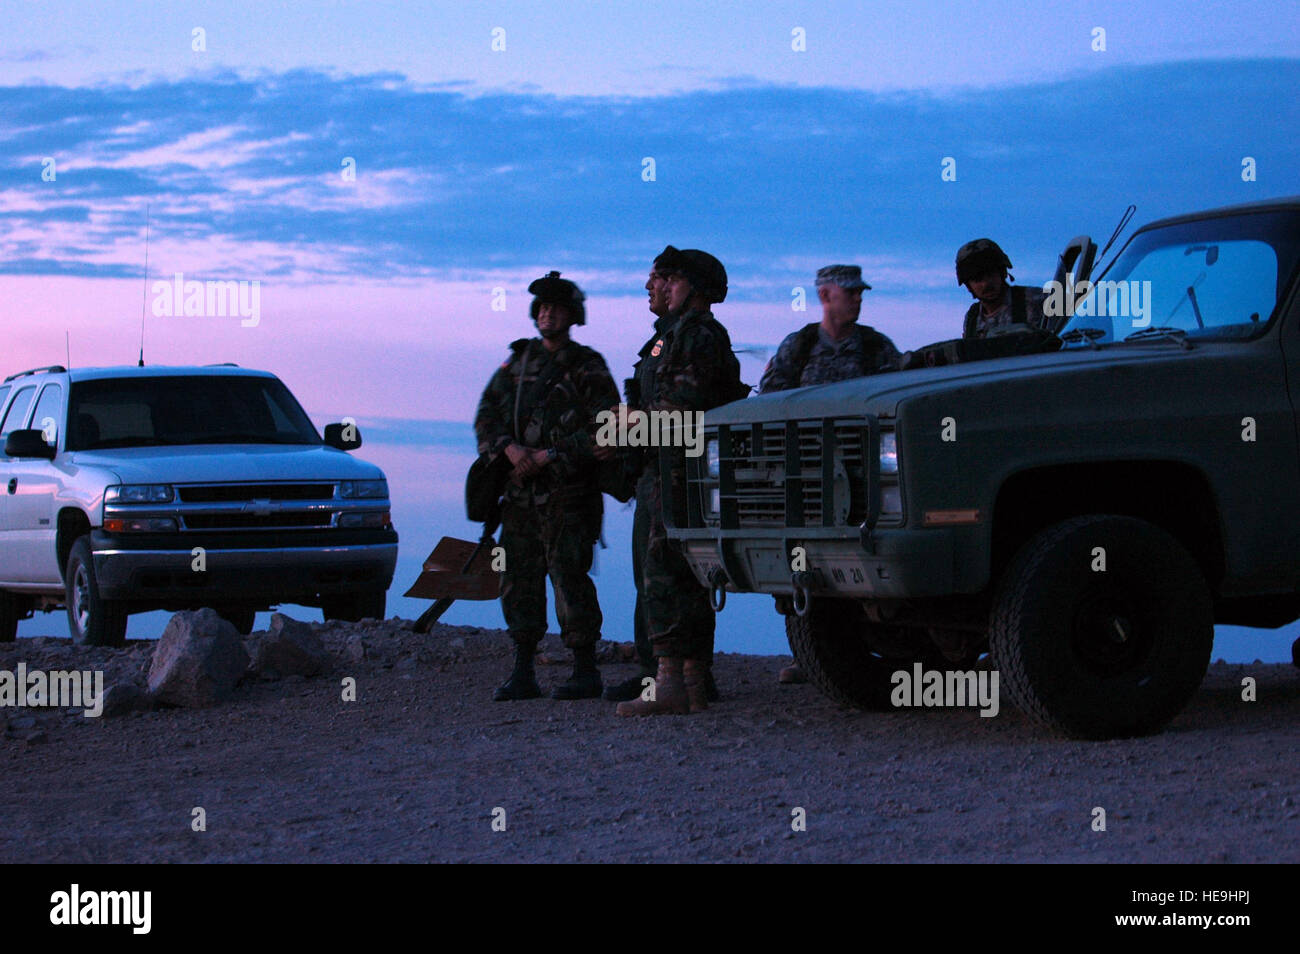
[139,203,150,367]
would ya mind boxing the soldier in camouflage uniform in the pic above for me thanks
[957,238,1053,338]
[760,264,900,684]
[474,271,621,701]
[615,247,749,717]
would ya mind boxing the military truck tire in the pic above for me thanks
[0,591,22,641]
[990,515,1212,740]
[322,590,386,624]
[786,598,938,710]
[65,537,128,647]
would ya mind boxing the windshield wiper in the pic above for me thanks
[1060,328,1105,350]
[1123,326,1194,350]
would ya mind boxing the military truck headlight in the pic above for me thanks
[879,431,898,475]
[707,487,720,515]
[339,479,388,499]
[704,438,720,479]
[105,484,175,504]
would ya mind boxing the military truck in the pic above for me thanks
[666,197,1300,739]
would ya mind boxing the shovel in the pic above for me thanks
[407,533,499,633]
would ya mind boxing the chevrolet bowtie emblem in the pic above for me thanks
[244,499,275,516]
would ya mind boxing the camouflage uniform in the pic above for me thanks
[631,308,745,661]
[759,323,900,392]
[963,284,1051,339]
[474,336,620,651]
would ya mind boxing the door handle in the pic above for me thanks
[7,478,15,495]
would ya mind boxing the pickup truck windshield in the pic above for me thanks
[66,375,321,451]
[1059,209,1300,346]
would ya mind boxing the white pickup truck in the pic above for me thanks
[0,364,398,645]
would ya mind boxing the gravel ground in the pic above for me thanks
[2,619,1298,863]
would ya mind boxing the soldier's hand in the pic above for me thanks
[505,443,531,467]
[529,449,551,469]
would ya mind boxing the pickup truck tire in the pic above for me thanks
[0,591,21,641]
[786,598,939,710]
[322,590,386,624]
[65,536,128,647]
[990,515,1213,740]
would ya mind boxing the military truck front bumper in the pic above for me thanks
[672,526,954,600]
[89,528,398,604]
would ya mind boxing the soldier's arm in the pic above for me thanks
[875,333,903,373]
[758,333,800,393]
[549,355,622,476]
[473,365,516,459]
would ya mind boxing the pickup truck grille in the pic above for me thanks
[177,483,334,503]
[687,418,871,529]
[183,512,335,530]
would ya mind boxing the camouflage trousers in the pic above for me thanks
[638,471,715,661]
[499,491,604,650]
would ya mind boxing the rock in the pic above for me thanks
[248,613,333,679]
[99,682,148,718]
[147,609,250,707]
[344,634,367,664]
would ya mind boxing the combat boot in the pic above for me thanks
[493,642,543,701]
[602,669,656,702]
[615,656,690,716]
[552,645,603,700]
[683,658,711,713]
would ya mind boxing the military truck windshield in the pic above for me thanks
[67,375,322,451]
[1059,209,1300,346]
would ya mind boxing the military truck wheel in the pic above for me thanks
[322,590,386,624]
[65,537,128,647]
[0,591,22,641]
[990,515,1212,740]
[786,598,939,710]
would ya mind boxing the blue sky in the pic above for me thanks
[3,0,1297,660]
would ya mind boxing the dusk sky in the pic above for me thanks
[3,0,1297,659]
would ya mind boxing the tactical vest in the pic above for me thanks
[787,322,892,383]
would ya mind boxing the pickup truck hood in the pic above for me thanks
[66,444,386,486]
[709,343,1212,423]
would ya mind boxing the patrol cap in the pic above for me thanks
[955,238,1013,286]
[528,270,586,325]
[815,264,871,291]
[653,245,727,304]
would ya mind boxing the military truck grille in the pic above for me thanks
[694,418,870,529]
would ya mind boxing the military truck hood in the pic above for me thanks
[66,444,385,485]
[709,344,1213,422]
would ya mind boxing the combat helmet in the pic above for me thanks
[955,238,1014,286]
[528,270,586,325]
[653,246,728,304]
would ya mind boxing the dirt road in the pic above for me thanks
[3,619,1297,863]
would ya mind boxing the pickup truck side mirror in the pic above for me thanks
[4,428,56,460]
[324,422,363,451]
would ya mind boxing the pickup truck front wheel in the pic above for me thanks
[321,590,386,624]
[990,515,1212,740]
[786,598,938,710]
[65,537,128,647]
[0,591,22,641]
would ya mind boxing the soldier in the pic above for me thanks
[600,261,670,703]
[956,238,1053,338]
[615,246,749,717]
[473,271,621,701]
[759,264,900,684]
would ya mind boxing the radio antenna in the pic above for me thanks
[139,203,150,367]
[66,330,71,369]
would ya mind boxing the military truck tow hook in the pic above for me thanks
[791,572,813,617]
[707,568,728,612]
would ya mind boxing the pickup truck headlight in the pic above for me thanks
[704,438,720,479]
[104,484,175,504]
[339,479,388,499]
[879,431,898,475]
[338,511,392,529]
